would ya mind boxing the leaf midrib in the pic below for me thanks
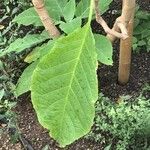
[59,26,90,140]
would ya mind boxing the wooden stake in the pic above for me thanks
[118,0,135,84]
[32,0,60,38]
[94,0,136,84]
[118,20,134,84]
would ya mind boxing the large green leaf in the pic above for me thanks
[75,0,91,18]
[31,25,98,147]
[24,40,55,63]
[1,31,49,56]
[63,0,76,22]
[59,17,82,34]
[15,61,38,97]
[46,0,68,21]
[13,8,43,26]
[95,34,113,65]
[13,0,68,26]
[76,0,112,18]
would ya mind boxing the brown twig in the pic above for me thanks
[32,0,60,38]
[107,0,136,42]
[94,0,128,41]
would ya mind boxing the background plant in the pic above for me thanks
[86,85,150,150]
[1,0,149,148]
[0,0,32,144]
[0,0,114,147]
[132,6,150,53]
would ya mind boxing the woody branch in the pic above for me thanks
[32,0,60,38]
[107,0,136,42]
[94,0,128,41]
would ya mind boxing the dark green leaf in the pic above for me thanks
[31,25,98,147]
[63,0,76,22]
[138,40,146,46]
[24,40,55,63]
[59,17,82,34]
[15,61,38,97]
[76,0,112,18]
[95,34,113,65]
[1,32,49,56]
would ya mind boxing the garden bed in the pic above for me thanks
[0,0,150,150]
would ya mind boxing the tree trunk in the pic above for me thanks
[32,0,60,38]
[118,0,135,84]
[118,20,134,84]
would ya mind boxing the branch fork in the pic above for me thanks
[32,0,60,38]
[94,0,135,42]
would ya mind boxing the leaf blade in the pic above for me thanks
[13,0,68,26]
[63,0,76,22]
[24,40,55,63]
[1,32,49,56]
[95,34,113,65]
[76,0,112,18]
[13,8,42,26]
[15,61,38,97]
[59,17,82,34]
[31,25,98,147]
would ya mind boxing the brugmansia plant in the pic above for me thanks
[0,0,136,147]
[89,0,135,85]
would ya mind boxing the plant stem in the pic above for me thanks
[107,0,135,42]
[118,0,136,84]
[88,0,94,25]
[94,0,128,40]
[32,0,60,38]
[118,21,134,84]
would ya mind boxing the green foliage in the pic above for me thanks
[1,0,113,147]
[76,0,112,18]
[0,0,26,53]
[63,0,76,22]
[13,8,43,26]
[45,0,68,22]
[0,89,5,100]
[15,39,55,97]
[24,40,55,63]
[15,61,38,97]
[133,7,150,53]
[59,17,82,34]
[31,24,98,147]
[0,94,17,121]
[1,0,149,148]
[13,0,68,26]
[13,0,112,26]
[86,90,150,150]
[3,0,113,61]
[94,34,113,65]
[0,88,19,143]
[1,31,49,57]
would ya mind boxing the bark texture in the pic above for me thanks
[118,21,134,84]
[118,0,135,84]
[107,0,135,42]
[32,0,60,38]
[94,0,136,84]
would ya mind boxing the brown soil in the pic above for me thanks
[2,50,149,150]
[12,50,150,150]
[98,49,150,100]
[0,0,150,150]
